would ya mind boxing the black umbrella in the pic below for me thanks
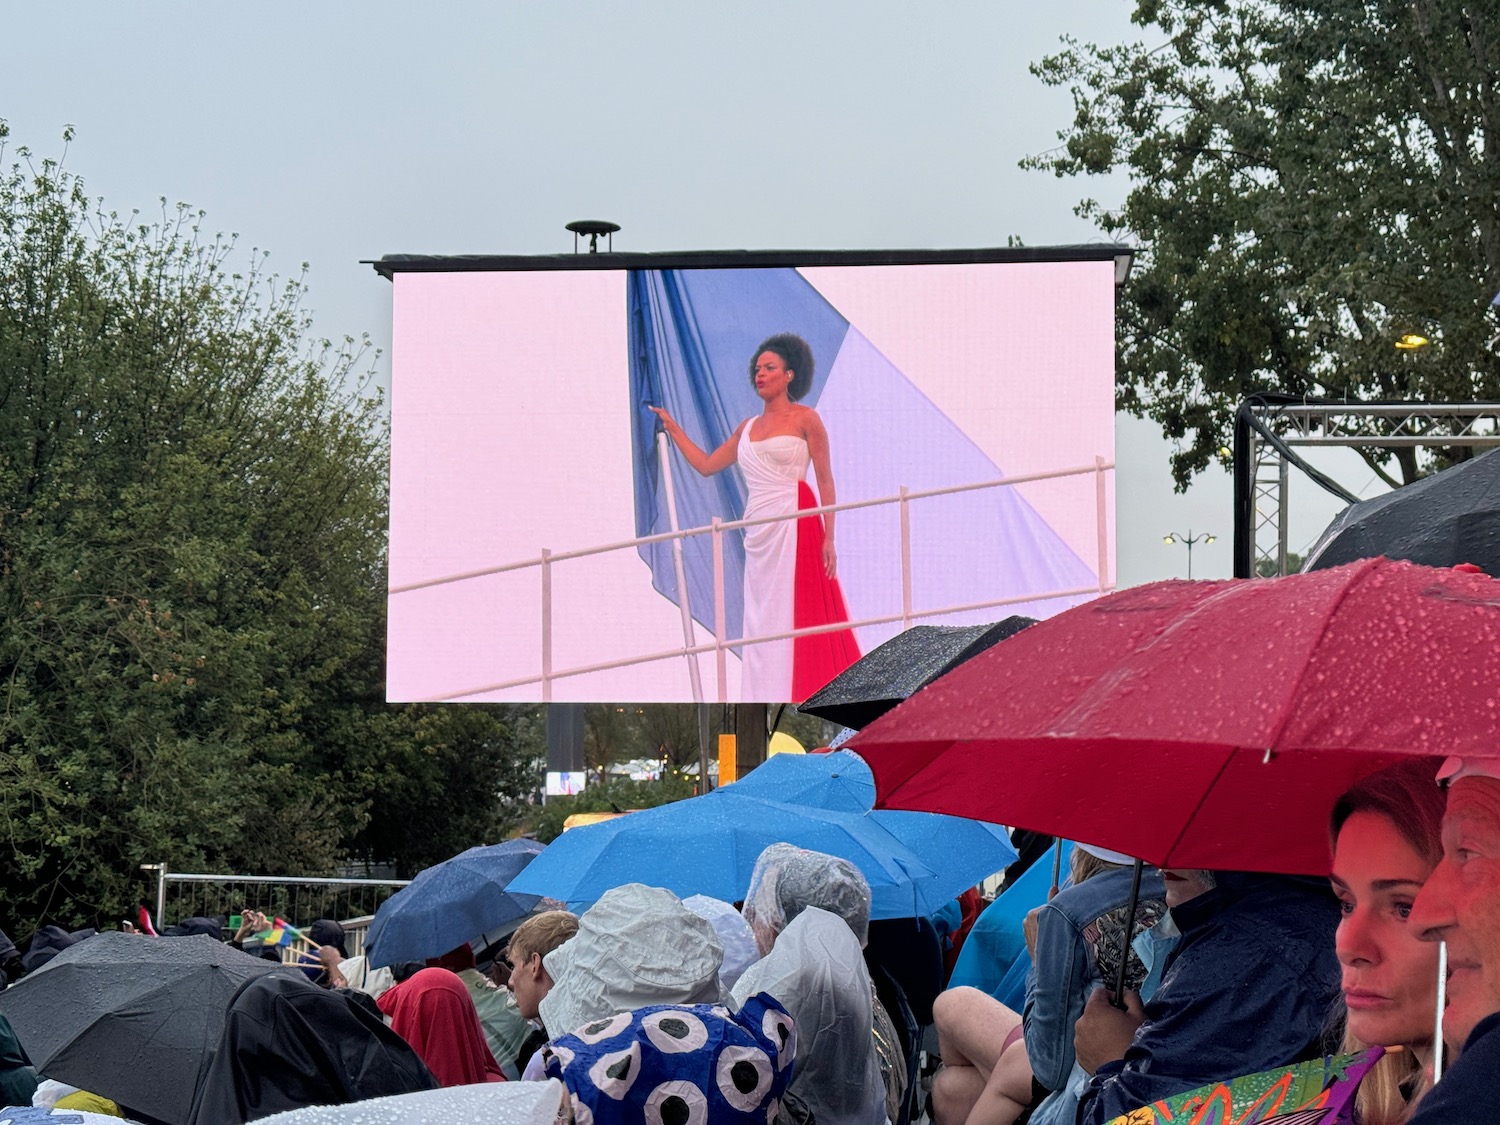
[0,931,294,1124]
[1304,446,1500,576]
[797,617,1037,730]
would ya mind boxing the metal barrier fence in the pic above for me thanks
[145,865,408,957]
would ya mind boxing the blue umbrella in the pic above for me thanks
[506,791,936,913]
[730,750,1017,914]
[727,748,875,812]
[509,753,1017,918]
[365,839,545,968]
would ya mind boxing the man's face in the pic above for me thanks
[507,950,547,1021]
[1411,776,1500,1046]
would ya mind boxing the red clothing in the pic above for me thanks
[377,968,504,1087]
[792,480,860,701]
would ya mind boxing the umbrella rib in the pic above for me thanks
[1260,557,1381,754]
[1161,751,1238,867]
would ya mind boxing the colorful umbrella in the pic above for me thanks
[852,558,1500,875]
[1105,1048,1384,1125]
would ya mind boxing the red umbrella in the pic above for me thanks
[851,558,1500,876]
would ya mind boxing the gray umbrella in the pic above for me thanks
[0,931,294,1124]
[797,617,1037,730]
[1304,447,1500,576]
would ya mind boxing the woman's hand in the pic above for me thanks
[822,538,837,579]
[648,405,679,434]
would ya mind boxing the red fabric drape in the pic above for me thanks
[792,481,861,701]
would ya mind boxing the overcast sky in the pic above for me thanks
[3,2,1386,586]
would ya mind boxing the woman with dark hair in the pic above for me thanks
[651,332,858,701]
[1329,758,1447,1124]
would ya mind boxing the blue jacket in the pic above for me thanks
[1024,866,1167,1093]
[1405,1012,1500,1125]
[1077,872,1341,1125]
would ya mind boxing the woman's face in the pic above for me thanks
[753,351,793,399]
[1331,809,1439,1048]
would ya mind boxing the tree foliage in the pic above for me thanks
[1027,0,1500,487]
[0,127,540,934]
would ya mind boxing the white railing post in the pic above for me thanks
[1095,455,1110,592]
[540,548,553,702]
[899,485,913,629]
[712,517,727,703]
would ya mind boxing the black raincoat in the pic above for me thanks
[188,972,437,1124]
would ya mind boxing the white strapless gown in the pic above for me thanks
[738,427,810,701]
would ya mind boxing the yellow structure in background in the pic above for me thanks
[718,734,738,784]
[562,811,629,831]
[769,732,805,757]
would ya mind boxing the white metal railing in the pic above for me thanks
[391,457,1115,702]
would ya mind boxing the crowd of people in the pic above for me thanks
[0,750,1498,1125]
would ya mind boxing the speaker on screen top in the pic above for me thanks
[566,220,620,254]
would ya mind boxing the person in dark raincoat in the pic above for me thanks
[1072,871,1341,1125]
[188,971,437,1123]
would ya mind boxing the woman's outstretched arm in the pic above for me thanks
[804,409,838,578]
[649,407,744,476]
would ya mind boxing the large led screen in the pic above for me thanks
[387,257,1118,704]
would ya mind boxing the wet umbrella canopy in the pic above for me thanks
[1305,446,1500,576]
[0,931,294,1124]
[853,558,1500,875]
[253,1076,566,1124]
[508,751,1015,918]
[364,839,545,969]
[798,618,1037,730]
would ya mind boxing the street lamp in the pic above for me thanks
[1163,530,1216,579]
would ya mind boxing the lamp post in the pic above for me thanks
[1163,530,1216,579]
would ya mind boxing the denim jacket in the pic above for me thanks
[1022,866,1167,1094]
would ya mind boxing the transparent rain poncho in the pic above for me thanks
[740,842,871,954]
[537,883,724,1041]
[731,907,886,1125]
[682,894,760,992]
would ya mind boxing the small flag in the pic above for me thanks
[136,905,158,937]
[251,918,303,947]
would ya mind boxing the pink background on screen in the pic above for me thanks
[387,262,1114,703]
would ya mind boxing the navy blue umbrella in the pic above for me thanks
[365,839,545,968]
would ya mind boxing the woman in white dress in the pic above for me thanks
[650,333,854,701]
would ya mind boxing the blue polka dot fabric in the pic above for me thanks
[541,993,795,1125]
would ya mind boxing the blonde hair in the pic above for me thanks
[1070,846,1123,885]
[506,910,578,968]
[1344,1033,1427,1125]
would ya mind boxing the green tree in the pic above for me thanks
[348,705,544,877]
[1027,0,1500,488]
[0,128,538,933]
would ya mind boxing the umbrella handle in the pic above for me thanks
[1049,838,1063,901]
[1111,859,1145,1011]
[1433,941,1447,1083]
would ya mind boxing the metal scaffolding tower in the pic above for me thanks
[1232,397,1500,578]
